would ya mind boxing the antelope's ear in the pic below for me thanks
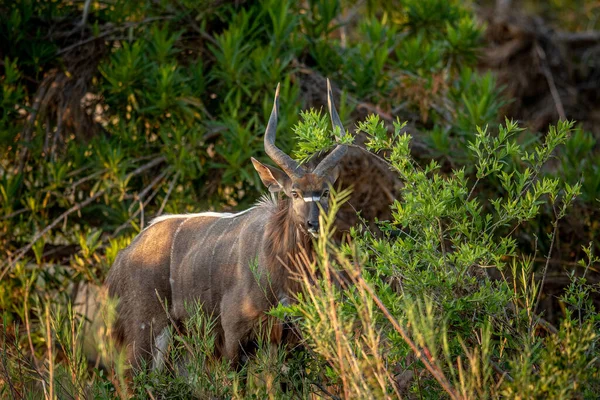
[251,157,290,193]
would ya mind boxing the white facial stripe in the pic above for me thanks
[302,195,321,203]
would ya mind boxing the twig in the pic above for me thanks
[536,316,559,335]
[137,168,169,199]
[18,84,49,175]
[532,257,593,269]
[113,172,167,237]
[534,206,560,314]
[535,43,566,120]
[312,381,342,400]
[145,388,156,400]
[43,116,51,156]
[555,30,600,43]
[1,208,28,220]
[347,144,416,189]
[125,156,166,179]
[157,171,180,217]
[466,178,480,202]
[50,110,64,161]
[184,16,219,46]
[66,164,92,178]
[490,360,513,382]
[68,168,108,192]
[356,101,394,122]
[127,168,170,213]
[437,217,449,270]
[80,0,92,28]
[139,199,144,231]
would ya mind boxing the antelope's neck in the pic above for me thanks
[264,201,313,296]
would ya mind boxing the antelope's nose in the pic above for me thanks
[306,220,319,233]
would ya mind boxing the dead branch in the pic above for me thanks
[491,360,513,383]
[80,0,92,28]
[157,171,180,217]
[68,168,108,193]
[127,168,170,213]
[50,109,64,161]
[116,171,171,236]
[125,156,166,179]
[555,30,600,44]
[535,43,566,120]
[1,208,28,221]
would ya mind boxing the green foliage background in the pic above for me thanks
[0,0,599,398]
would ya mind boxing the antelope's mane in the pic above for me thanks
[264,196,311,295]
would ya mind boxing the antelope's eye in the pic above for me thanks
[291,191,299,199]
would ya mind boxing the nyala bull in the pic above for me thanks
[105,80,348,371]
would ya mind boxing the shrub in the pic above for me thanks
[283,114,599,398]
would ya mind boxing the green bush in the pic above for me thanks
[284,114,599,398]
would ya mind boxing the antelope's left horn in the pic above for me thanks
[264,83,305,178]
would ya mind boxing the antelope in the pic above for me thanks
[105,80,349,371]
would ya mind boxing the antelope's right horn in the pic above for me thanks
[313,79,348,177]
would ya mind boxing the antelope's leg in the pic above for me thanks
[152,327,171,371]
[220,302,255,367]
[124,315,170,371]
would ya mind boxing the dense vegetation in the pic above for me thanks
[1,0,599,398]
